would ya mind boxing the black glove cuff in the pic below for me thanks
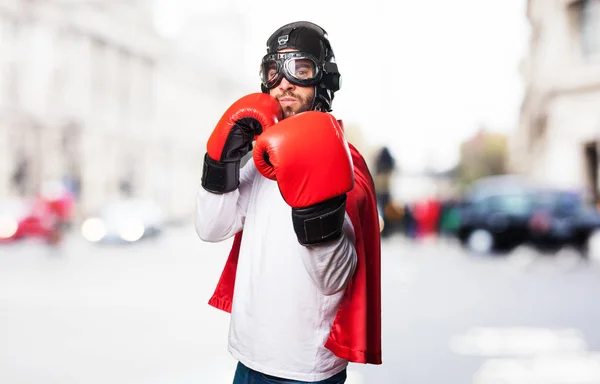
[291,195,347,246]
[201,153,240,193]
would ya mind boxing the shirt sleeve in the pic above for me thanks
[195,160,257,242]
[297,213,358,296]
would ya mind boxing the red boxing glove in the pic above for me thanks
[253,111,354,245]
[202,93,282,193]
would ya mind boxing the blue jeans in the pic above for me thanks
[232,362,347,384]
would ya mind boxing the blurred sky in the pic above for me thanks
[153,0,529,173]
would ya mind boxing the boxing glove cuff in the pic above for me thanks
[292,195,347,246]
[201,153,240,193]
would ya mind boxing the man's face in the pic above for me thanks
[268,49,315,118]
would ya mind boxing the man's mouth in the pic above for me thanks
[279,97,297,107]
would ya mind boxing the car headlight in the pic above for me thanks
[119,220,145,242]
[0,216,18,239]
[81,218,106,242]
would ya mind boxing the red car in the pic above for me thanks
[0,195,72,244]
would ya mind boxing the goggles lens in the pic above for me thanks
[260,52,320,88]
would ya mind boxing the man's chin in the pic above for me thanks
[282,106,310,118]
[282,107,299,118]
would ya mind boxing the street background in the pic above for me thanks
[2,229,600,383]
[3,0,600,383]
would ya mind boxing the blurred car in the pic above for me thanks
[456,175,539,253]
[81,199,164,244]
[456,184,536,254]
[457,175,600,256]
[528,189,600,255]
[0,198,59,243]
[39,180,76,228]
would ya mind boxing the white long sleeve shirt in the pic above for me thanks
[195,159,357,381]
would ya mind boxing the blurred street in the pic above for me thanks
[1,228,600,384]
[3,0,600,382]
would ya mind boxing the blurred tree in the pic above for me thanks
[457,127,508,187]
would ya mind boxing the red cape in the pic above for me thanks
[208,143,382,365]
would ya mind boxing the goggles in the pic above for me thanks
[260,52,322,89]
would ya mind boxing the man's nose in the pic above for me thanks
[278,77,295,90]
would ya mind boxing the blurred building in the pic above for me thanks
[512,0,600,202]
[343,123,378,170]
[0,0,236,222]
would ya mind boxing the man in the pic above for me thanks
[195,21,381,383]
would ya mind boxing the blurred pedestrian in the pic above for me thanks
[402,203,417,238]
[413,197,441,239]
[438,199,461,239]
[194,21,381,383]
[373,146,396,237]
[38,180,76,247]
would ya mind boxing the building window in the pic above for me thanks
[91,38,107,110]
[580,0,600,58]
[7,63,20,107]
[117,49,132,119]
[0,17,19,106]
